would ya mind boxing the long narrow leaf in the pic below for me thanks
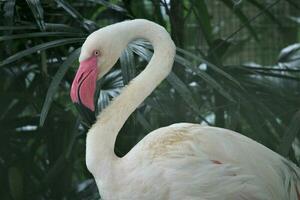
[132,40,240,89]
[167,72,201,115]
[55,0,84,21]
[0,32,85,41]
[88,0,127,13]
[185,61,235,101]
[0,23,81,32]
[3,0,15,26]
[221,0,259,41]
[0,38,84,67]
[177,47,242,88]
[129,42,210,123]
[246,0,282,27]
[278,110,300,156]
[136,111,152,132]
[3,0,16,54]
[26,0,46,31]
[120,49,136,84]
[285,0,300,10]
[55,0,95,31]
[39,48,81,126]
[191,0,213,45]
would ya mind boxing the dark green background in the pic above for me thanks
[0,0,300,199]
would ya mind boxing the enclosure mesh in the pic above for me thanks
[187,1,298,66]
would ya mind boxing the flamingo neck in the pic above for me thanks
[85,20,175,178]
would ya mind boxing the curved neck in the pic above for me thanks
[85,20,175,176]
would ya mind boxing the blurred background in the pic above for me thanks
[0,0,300,199]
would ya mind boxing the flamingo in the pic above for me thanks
[70,19,300,200]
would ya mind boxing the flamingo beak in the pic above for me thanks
[70,56,99,124]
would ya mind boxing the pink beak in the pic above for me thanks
[70,56,99,111]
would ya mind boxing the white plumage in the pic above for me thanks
[71,19,300,200]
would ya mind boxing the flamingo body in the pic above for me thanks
[93,123,299,200]
[70,19,300,200]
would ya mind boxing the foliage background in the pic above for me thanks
[0,0,300,199]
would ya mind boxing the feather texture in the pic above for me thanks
[70,20,300,200]
[97,124,297,200]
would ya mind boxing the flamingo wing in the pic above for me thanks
[123,123,300,200]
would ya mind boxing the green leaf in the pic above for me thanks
[175,52,241,102]
[3,0,15,26]
[129,40,153,61]
[176,47,242,88]
[0,32,85,41]
[167,72,202,116]
[129,42,211,123]
[88,0,127,13]
[131,40,235,105]
[8,167,23,200]
[0,38,84,67]
[39,48,81,126]
[191,0,213,45]
[208,39,232,59]
[54,0,96,31]
[39,154,67,190]
[26,0,46,31]
[221,0,259,41]
[223,37,251,60]
[0,25,36,31]
[3,0,16,54]
[188,64,235,102]
[0,23,81,32]
[278,43,300,63]
[285,0,300,10]
[44,23,83,32]
[55,0,84,21]
[246,0,282,27]
[131,40,240,93]
[120,48,136,84]
[136,111,152,132]
[278,110,300,156]
[95,70,123,115]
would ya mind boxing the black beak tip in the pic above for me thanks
[74,103,96,128]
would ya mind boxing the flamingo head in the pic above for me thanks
[70,24,126,120]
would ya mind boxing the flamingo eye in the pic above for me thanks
[94,50,100,56]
